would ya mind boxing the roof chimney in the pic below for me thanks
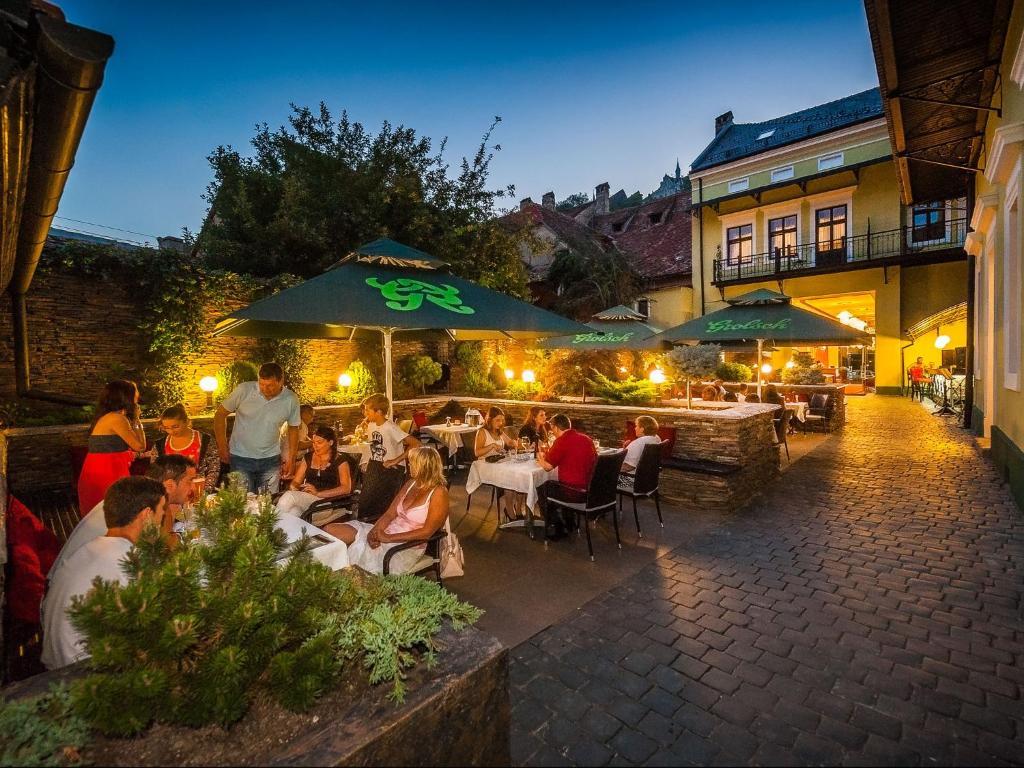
[595,182,610,215]
[715,111,734,135]
[519,197,534,212]
[542,191,556,209]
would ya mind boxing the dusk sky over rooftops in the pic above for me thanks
[58,1,878,246]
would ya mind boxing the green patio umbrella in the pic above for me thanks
[650,289,870,397]
[537,305,667,350]
[214,238,592,408]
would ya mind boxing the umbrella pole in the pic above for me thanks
[757,338,763,400]
[383,328,394,418]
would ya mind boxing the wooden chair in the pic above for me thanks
[616,443,663,537]
[546,450,627,561]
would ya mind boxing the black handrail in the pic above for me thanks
[713,218,967,284]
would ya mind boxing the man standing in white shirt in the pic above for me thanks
[41,476,168,670]
[357,393,420,521]
[214,362,301,494]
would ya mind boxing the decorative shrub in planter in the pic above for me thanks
[0,484,506,766]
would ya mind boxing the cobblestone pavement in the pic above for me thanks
[510,396,1024,766]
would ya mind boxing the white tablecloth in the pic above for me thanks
[339,442,370,469]
[465,456,556,513]
[273,511,350,571]
[785,402,808,423]
[423,423,479,454]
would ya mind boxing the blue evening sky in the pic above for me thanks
[56,1,878,245]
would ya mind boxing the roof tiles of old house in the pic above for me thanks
[690,88,883,173]
[591,190,691,282]
[502,203,614,281]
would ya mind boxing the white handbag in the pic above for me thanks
[440,518,464,578]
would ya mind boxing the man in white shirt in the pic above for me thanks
[49,455,197,579]
[214,362,301,494]
[41,476,168,669]
[358,393,420,521]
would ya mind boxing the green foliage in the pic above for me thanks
[399,355,442,395]
[610,191,644,211]
[67,480,480,736]
[216,360,259,402]
[452,342,495,396]
[0,684,91,767]
[782,351,826,385]
[462,371,496,397]
[547,245,642,320]
[317,361,377,405]
[556,192,590,211]
[0,402,94,428]
[505,380,531,401]
[543,350,619,396]
[200,105,528,297]
[715,361,753,383]
[664,344,722,383]
[584,370,658,405]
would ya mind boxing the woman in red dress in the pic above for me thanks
[77,380,147,516]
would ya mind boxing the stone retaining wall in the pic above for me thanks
[4,396,796,514]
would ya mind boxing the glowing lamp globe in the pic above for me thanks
[837,310,852,324]
[199,376,218,393]
[785,360,796,369]
[504,368,515,380]
[338,372,353,388]
[649,369,666,384]
[761,363,773,375]
[522,369,536,384]
[934,334,951,349]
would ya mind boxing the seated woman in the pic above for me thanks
[518,406,550,447]
[474,406,517,458]
[764,384,785,406]
[700,385,719,402]
[326,446,448,575]
[154,403,221,493]
[618,416,662,491]
[276,426,352,518]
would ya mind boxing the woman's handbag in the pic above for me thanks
[440,518,464,578]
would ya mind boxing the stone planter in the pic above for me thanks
[2,625,510,767]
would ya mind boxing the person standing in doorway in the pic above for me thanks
[214,362,301,494]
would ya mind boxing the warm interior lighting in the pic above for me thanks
[522,369,536,383]
[761,363,773,375]
[649,369,666,384]
[784,360,796,369]
[934,334,951,349]
[504,368,515,380]
[338,373,353,388]
[199,376,218,393]
[619,366,628,373]
[837,310,852,323]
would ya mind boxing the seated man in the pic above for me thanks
[536,414,597,540]
[49,455,197,579]
[41,476,168,670]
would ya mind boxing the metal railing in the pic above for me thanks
[713,218,967,284]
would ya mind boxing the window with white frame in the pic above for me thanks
[770,165,794,182]
[728,177,749,193]
[1005,187,1021,390]
[726,224,753,264]
[818,152,844,171]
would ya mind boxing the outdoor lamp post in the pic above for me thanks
[521,369,535,383]
[648,368,666,384]
[760,362,773,384]
[504,368,515,381]
[199,376,218,409]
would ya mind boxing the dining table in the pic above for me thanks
[422,422,480,467]
[339,441,371,469]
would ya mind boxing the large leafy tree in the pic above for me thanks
[199,104,529,296]
[546,243,642,320]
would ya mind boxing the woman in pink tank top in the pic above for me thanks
[327,446,449,575]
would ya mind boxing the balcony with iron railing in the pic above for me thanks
[712,218,968,286]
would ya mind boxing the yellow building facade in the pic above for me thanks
[689,93,968,393]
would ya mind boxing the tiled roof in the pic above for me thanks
[690,88,883,173]
[591,191,692,282]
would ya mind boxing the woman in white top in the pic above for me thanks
[474,406,517,458]
[622,415,663,473]
[327,446,448,574]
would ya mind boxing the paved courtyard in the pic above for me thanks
[509,396,1024,766]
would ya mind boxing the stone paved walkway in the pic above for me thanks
[509,396,1024,766]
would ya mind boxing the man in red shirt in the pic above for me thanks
[537,414,597,540]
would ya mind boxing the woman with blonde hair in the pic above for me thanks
[326,446,448,575]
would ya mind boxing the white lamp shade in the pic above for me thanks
[934,334,951,349]
[199,376,218,393]
[649,369,666,384]
[761,363,773,374]
[504,368,515,380]
[837,310,852,323]
[522,370,536,383]
[338,373,353,387]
